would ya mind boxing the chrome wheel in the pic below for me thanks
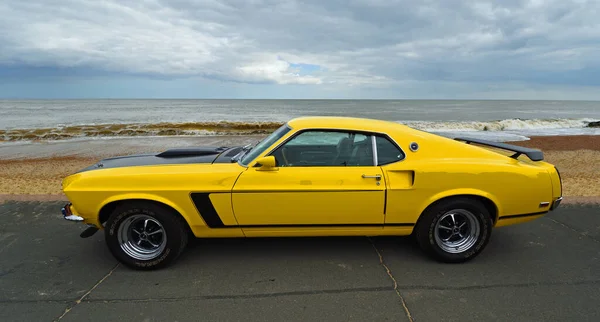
[117,215,167,261]
[434,209,480,254]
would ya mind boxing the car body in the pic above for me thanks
[61,116,563,269]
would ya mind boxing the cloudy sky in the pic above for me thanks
[1,0,599,99]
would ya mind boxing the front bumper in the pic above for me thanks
[551,197,563,211]
[61,203,84,222]
[61,203,100,238]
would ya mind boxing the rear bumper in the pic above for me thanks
[61,203,84,222]
[550,197,563,211]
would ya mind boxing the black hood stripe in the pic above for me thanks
[78,146,242,173]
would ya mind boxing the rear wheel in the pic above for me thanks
[105,202,189,270]
[415,198,492,263]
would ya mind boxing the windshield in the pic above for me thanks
[240,124,291,166]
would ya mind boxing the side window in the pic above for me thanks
[271,131,374,167]
[375,136,405,165]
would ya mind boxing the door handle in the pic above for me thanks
[362,174,382,181]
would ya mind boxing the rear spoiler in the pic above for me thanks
[455,137,544,161]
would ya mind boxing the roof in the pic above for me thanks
[287,116,411,134]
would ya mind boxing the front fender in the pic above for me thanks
[98,192,192,224]
[71,192,200,230]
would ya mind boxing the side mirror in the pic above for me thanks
[254,156,277,170]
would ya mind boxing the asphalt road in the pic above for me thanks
[1,202,599,322]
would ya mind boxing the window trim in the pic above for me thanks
[260,128,406,167]
[371,135,378,166]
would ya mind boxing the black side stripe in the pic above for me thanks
[190,192,414,229]
[190,193,226,228]
[498,211,548,220]
[384,223,414,227]
[238,223,414,229]
[234,189,384,193]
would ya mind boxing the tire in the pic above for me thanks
[415,198,492,263]
[105,201,189,270]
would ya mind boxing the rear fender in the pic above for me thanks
[419,188,503,223]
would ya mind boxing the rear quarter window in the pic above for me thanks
[376,136,405,165]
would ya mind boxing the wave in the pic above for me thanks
[0,118,597,142]
[401,118,596,132]
[0,121,284,142]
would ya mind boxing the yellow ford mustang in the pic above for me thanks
[61,117,563,269]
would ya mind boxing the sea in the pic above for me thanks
[0,99,599,157]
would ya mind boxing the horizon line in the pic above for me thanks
[1,98,599,102]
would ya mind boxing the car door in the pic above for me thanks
[231,130,386,228]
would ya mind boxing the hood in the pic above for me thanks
[78,146,244,173]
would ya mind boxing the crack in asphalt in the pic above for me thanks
[0,206,16,217]
[0,286,395,304]
[546,217,600,244]
[84,286,397,303]
[0,299,73,304]
[392,279,600,291]
[368,237,414,322]
[0,238,18,254]
[2,279,600,304]
[53,263,119,321]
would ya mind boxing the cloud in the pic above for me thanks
[236,58,322,84]
[0,0,600,95]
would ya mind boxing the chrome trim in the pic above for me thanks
[371,135,378,166]
[409,142,419,152]
[555,166,563,195]
[362,174,382,181]
[64,214,84,222]
[551,197,563,211]
[539,202,550,208]
[62,203,84,222]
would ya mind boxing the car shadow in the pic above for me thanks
[177,235,424,265]
[79,227,524,269]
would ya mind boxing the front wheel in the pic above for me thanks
[105,202,189,270]
[415,198,492,263]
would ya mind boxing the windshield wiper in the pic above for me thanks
[230,144,253,163]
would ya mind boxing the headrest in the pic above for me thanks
[337,137,353,151]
